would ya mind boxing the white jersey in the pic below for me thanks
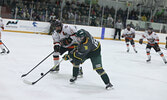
[141,31,159,44]
[122,28,135,39]
[52,24,77,48]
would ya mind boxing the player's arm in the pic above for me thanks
[121,30,126,38]
[131,28,135,38]
[1,24,4,30]
[139,33,146,44]
[154,33,159,44]
[60,25,77,46]
[0,32,1,39]
[52,31,61,52]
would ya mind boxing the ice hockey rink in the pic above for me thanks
[0,31,167,100]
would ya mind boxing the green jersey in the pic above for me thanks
[71,29,101,65]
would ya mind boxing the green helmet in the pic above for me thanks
[75,29,86,37]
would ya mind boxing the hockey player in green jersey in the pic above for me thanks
[63,29,113,89]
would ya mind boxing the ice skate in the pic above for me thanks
[70,77,77,83]
[0,49,6,54]
[134,49,137,53]
[105,83,113,90]
[50,65,60,72]
[127,49,129,52]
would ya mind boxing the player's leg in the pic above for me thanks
[113,29,118,40]
[118,29,121,40]
[146,44,151,62]
[125,38,130,52]
[68,47,83,77]
[153,44,167,64]
[51,46,67,72]
[130,39,137,53]
[70,64,79,82]
[91,55,113,89]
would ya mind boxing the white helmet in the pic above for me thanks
[0,17,2,21]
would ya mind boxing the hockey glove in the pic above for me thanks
[1,26,4,30]
[132,34,135,38]
[63,54,70,61]
[139,39,143,44]
[121,35,124,38]
[54,44,60,52]
[61,37,73,46]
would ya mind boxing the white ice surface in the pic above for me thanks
[0,32,167,100]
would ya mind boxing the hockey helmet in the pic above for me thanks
[147,27,153,34]
[54,20,63,33]
[127,24,131,27]
[127,24,131,30]
[75,29,86,38]
[55,20,62,27]
[147,27,153,31]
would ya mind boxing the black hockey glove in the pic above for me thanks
[132,34,135,38]
[54,44,60,52]
[139,39,143,44]
[61,37,73,46]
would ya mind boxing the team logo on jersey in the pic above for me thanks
[84,46,88,50]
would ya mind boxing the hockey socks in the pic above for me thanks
[158,51,167,64]
[96,68,113,89]
[70,66,79,82]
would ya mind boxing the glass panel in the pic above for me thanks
[126,19,167,33]
[89,1,102,27]
[62,0,91,25]
[0,0,166,34]
[101,0,116,28]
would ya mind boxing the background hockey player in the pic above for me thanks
[51,20,83,76]
[63,29,113,89]
[122,24,137,53]
[0,17,6,54]
[139,28,167,64]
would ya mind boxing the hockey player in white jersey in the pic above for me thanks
[51,20,83,76]
[122,24,137,53]
[0,17,6,54]
[139,28,167,64]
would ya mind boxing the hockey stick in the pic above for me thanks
[23,59,64,85]
[2,42,10,54]
[142,43,166,50]
[21,51,54,78]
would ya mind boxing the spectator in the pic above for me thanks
[141,14,147,21]
[114,19,123,40]
[130,22,135,29]
[135,23,140,31]
[90,13,97,26]
[107,14,113,27]
[49,13,56,21]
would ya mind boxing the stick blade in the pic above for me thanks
[21,74,27,78]
[22,79,33,85]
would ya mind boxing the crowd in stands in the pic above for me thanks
[1,0,167,28]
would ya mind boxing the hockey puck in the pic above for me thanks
[40,73,44,76]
